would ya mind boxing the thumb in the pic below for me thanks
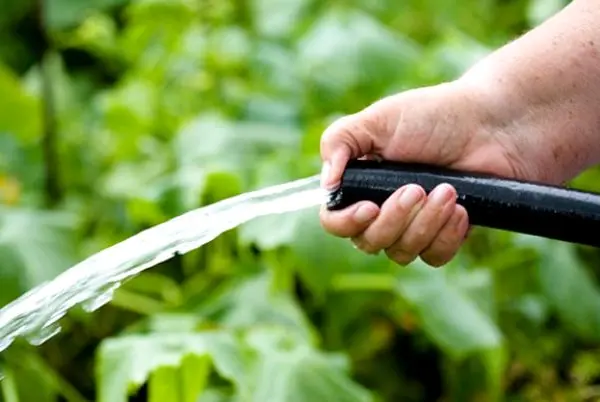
[319,109,381,190]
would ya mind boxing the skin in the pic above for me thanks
[319,0,600,268]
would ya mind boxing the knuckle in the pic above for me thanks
[391,200,412,216]
[321,115,354,140]
[432,233,455,251]
[413,226,429,241]
[400,233,428,256]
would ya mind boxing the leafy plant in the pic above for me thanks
[0,0,599,401]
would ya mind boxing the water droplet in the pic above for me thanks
[81,283,119,313]
[26,323,61,346]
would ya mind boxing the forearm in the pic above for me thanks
[460,0,600,183]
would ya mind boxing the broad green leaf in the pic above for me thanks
[0,64,42,143]
[290,208,391,298]
[149,365,180,402]
[395,261,505,398]
[172,112,300,209]
[147,356,212,402]
[447,264,496,319]
[197,272,317,343]
[395,260,503,359]
[100,157,169,202]
[98,77,158,144]
[0,207,77,307]
[536,240,600,342]
[297,7,421,96]
[96,331,250,402]
[181,354,212,402]
[245,327,373,402]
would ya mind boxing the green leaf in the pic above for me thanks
[0,64,42,143]
[245,327,373,402]
[149,365,180,402]
[96,331,250,402]
[394,260,505,398]
[0,207,77,307]
[297,7,421,95]
[197,272,318,344]
[395,260,503,359]
[172,112,300,209]
[181,354,212,402]
[535,240,600,342]
[147,356,212,402]
[290,208,391,299]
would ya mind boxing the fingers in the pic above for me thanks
[319,109,384,190]
[319,201,380,238]
[385,183,457,265]
[320,183,469,268]
[350,184,426,254]
[420,205,469,267]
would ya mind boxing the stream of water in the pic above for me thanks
[0,174,328,353]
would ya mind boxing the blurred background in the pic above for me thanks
[2,0,600,401]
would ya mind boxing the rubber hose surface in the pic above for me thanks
[326,160,600,248]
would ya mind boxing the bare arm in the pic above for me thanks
[460,0,600,184]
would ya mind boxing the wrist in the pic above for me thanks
[456,65,600,185]
[453,0,600,185]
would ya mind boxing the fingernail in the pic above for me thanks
[397,185,423,209]
[354,204,378,223]
[429,183,456,205]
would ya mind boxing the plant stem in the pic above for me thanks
[38,0,62,207]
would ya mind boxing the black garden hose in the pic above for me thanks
[326,159,600,248]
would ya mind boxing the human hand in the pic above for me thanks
[319,80,530,267]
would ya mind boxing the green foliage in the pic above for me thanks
[0,0,599,401]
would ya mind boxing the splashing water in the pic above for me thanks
[0,175,328,353]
